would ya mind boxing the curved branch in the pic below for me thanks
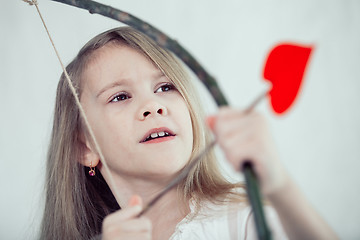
[51,0,228,106]
[47,1,270,239]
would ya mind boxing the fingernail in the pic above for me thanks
[206,116,216,130]
[129,195,142,206]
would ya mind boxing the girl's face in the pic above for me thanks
[80,44,193,180]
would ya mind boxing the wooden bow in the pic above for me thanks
[25,0,271,239]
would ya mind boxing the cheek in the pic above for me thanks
[106,121,133,148]
[93,114,134,157]
[98,125,138,172]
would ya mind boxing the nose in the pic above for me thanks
[139,101,168,120]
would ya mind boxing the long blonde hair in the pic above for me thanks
[40,27,245,239]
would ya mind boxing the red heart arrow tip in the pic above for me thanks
[263,43,314,115]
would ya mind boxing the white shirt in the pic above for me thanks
[169,200,288,240]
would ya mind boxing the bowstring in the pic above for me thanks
[23,0,122,204]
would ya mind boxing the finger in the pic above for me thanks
[220,138,258,166]
[102,214,151,235]
[217,120,255,144]
[205,115,216,131]
[128,194,143,207]
[103,195,144,229]
[215,123,262,156]
[212,110,261,136]
[217,131,267,166]
[206,107,242,131]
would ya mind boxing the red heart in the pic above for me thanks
[263,43,313,114]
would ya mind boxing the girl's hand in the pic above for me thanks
[208,107,339,240]
[102,195,152,240]
[207,107,289,196]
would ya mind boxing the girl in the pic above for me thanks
[40,27,336,240]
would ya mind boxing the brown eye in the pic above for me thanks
[110,93,130,103]
[156,83,175,93]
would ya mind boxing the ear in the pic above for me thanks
[78,132,100,168]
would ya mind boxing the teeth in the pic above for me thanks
[146,131,170,141]
[151,132,158,138]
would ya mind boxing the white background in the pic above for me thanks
[1,0,360,239]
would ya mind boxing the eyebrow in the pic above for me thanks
[96,79,128,98]
[96,71,166,98]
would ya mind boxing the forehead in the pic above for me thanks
[87,43,155,74]
[81,44,161,91]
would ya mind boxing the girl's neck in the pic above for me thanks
[103,172,177,205]
[102,171,190,240]
[145,191,189,240]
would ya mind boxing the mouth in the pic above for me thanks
[140,128,176,143]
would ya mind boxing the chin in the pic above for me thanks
[143,160,187,178]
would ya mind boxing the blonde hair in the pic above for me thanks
[40,27,245,239]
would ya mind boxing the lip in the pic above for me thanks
[139,127,176,143]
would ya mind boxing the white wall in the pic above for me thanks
[1,0,359,239]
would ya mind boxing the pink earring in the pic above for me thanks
[89,162,96,176]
